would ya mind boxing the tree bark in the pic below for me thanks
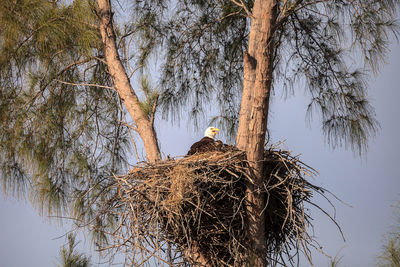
[236,0,278,266]
[97,0,161,163]
[97,0,209,265]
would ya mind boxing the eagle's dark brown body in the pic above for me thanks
[187,137,224,155]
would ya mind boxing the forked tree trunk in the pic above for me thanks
[236,0,278,266]
[97,0,161,163]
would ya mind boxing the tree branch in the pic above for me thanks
[55,80,115,90]
[230,0,254,18]
[150,94,159,126]
[96,0,161,162]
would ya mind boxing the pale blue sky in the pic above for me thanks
[1,41,399,267]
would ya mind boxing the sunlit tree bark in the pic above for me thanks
[236,0,278,265]
[97,0,160,163]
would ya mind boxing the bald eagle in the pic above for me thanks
[187,127,224,155]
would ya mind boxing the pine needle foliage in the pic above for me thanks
[377,203,400,267]
[378,238,400,267]
[159,0,248,128]
[57,233,91,267]
[274,0,399,153]
[138,75,159,118]
[0,0,130,222]
[127,0,399,153]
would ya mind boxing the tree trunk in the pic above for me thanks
[97,0,209,265]
[97,0,161,163]
[236,0,278,266]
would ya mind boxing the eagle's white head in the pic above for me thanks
[204,127,220,139]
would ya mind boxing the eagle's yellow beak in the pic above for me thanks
[213,128,220,133]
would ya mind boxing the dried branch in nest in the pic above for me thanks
[96,148,339,266]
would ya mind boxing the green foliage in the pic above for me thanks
[134,0,398,152]
[57,233,91,267]
[378,238,400,267]
[138,75,159,118]
[159,0,249,130]
[275,0,398,153]
[114,0,249,131]
[377,204,400,267]
[0,0,130,225]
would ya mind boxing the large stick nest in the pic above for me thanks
[105,149,334,266]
